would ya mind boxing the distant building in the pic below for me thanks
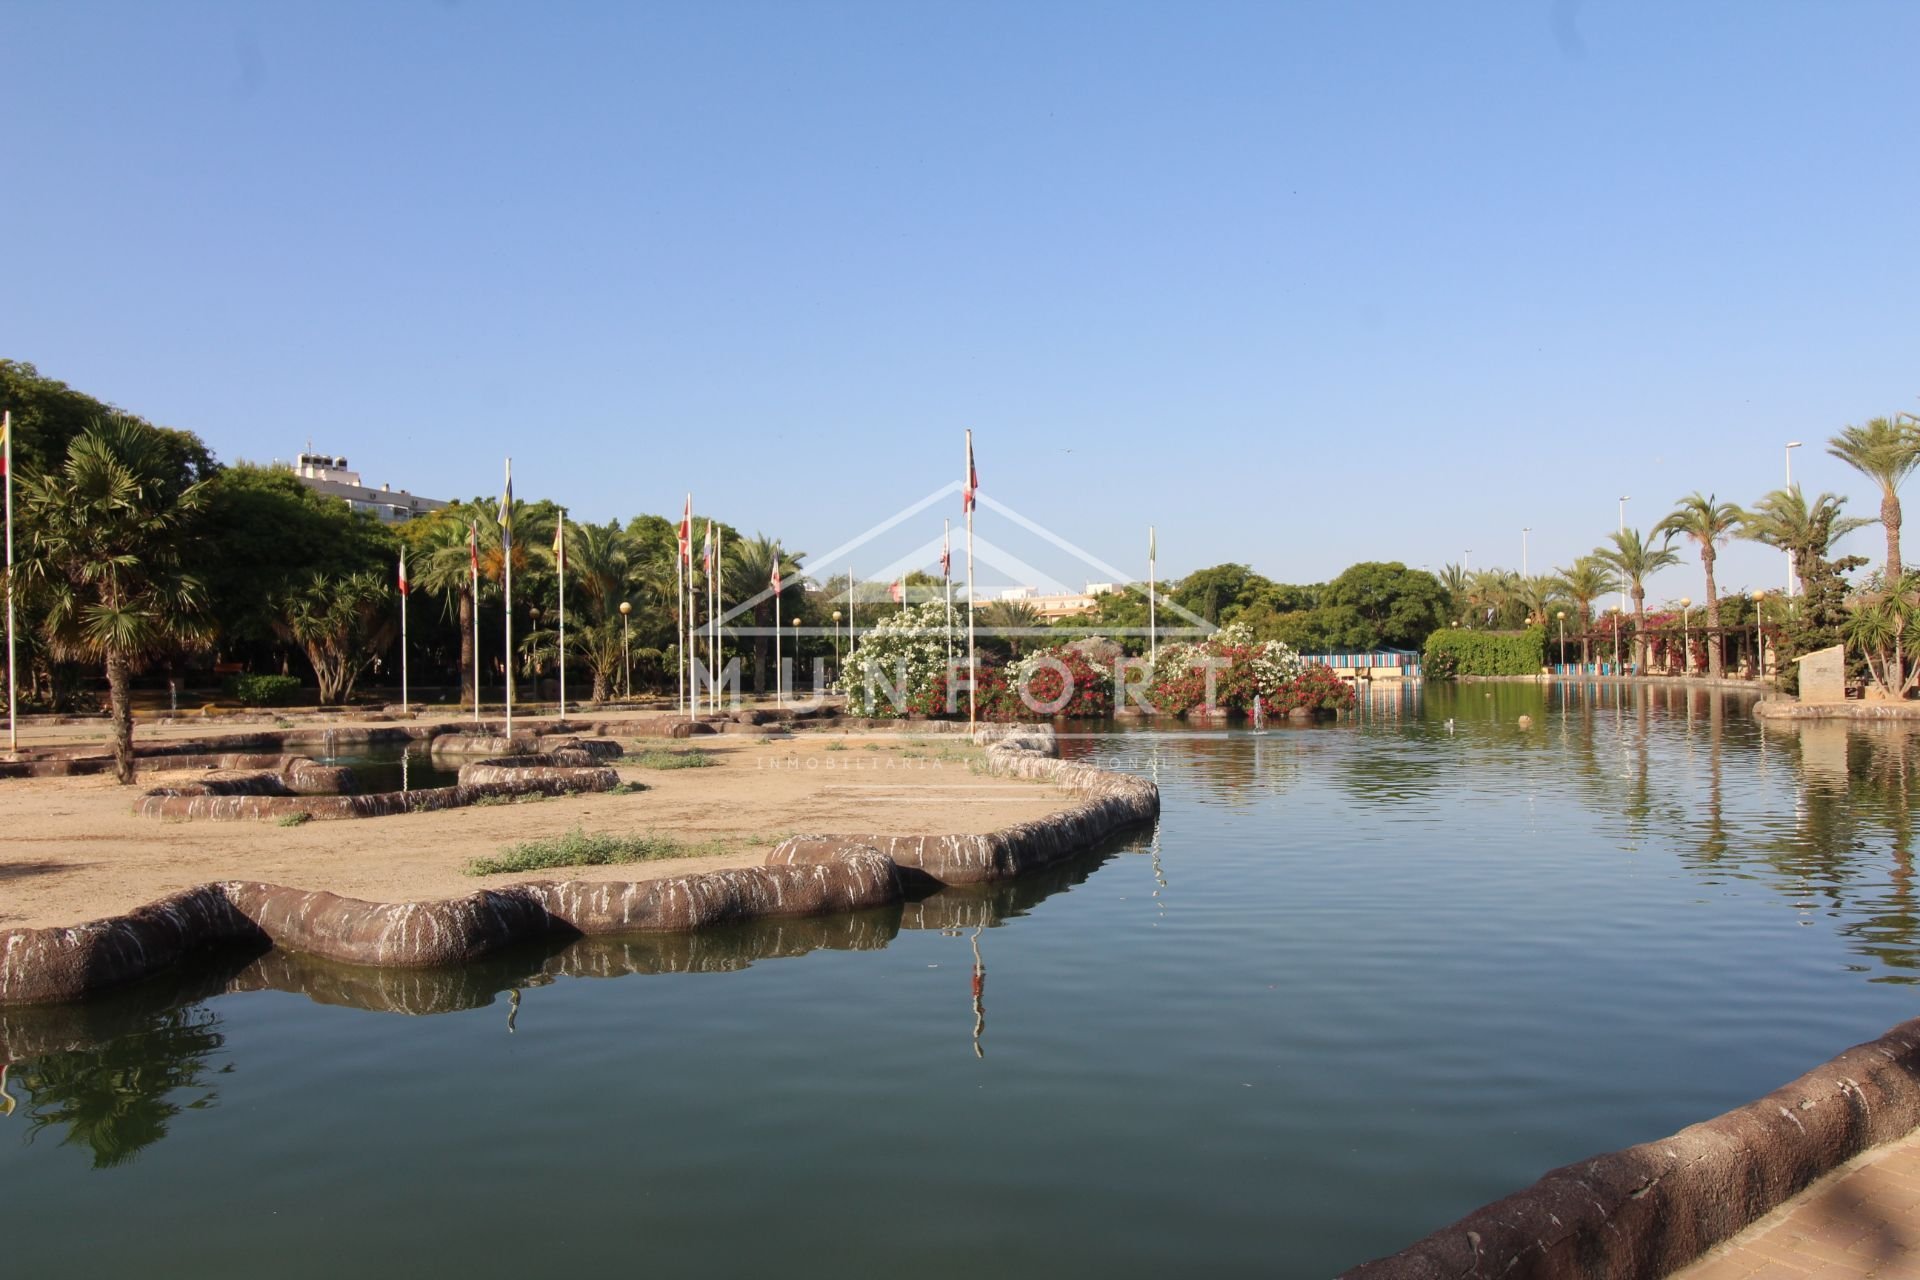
[290,451,447,524]
[996,582,1119,621]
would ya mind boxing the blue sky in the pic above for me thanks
[5,1,1916,601]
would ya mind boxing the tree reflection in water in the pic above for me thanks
[11,1003,229,1169]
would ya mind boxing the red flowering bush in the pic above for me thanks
[1265,664,1355,714]
[1008,647,1113,719]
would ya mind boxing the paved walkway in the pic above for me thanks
[1673,1130,1920,1279]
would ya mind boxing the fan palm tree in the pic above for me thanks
[980,599,1044,658]
[271,571,396,704]
[17,418,212,783]
[1736,486,1872,595]
[1828,417,1920,582]
[1438,562,1470,623]
[1593,528,1681,674]
[1656,494,1742,680]
[1552,556,1619,665]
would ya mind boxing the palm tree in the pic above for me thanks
[1656,494,1743,680]
[1828,417,1920,581]
[405,504,489,707]
[1593,528,1681,674]
[1552,556,1619,665]
[272,571,395,704]
[1736,486,1872,596]
[17,419,212,783]
[724,534,804,694]
[980,600,1044,658]
[1438,562,1470,623]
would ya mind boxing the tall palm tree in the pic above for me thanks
[1736,486,1872,595]
[1828,417,1920,582]
[1438,562,1470,624]
[724,534,805,694]
[405,503,490,707]
[1656,494,1744,680]
[17,419,212,783]
[1593,528,1681,674]
[1552,556,1619,665]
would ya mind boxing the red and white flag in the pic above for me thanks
[398,548,410,596]
[679,495,693,564]
[702,520,714,575]
[963,431,978,514]
[769,556,781,595]
[889,579,903,604]
[940,527,951,579]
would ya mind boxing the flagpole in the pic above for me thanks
[399,549,409,716]
[1148,524,1158,674]
[556,511,566,722]
[965,429,977,730]
[470,521,481,725]
[774,582,783,708]
[943,519,953,676]
[502,458,514,740]
[683,493,693,724]
[710,528,721,714]
[675,545,685,717]
[4,410,15,755]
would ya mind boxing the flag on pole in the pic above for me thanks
[0,411,9,477]
[1149,525,1156,564]
[552,518,565,568]
[702,520,714,575]
[398,548,409,595]
[498,464,514,551]
[963,433,978,514]
[941,527,951,579]
[468,521,480,574]
[889,579,903,604]
[769,556,782,594]
[679,496,693,565]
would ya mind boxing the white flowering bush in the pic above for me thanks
[844,601,968,717]
[1147,622,1311,713]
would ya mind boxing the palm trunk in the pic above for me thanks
[752,600,770,694]
[1631,587,1647,673]
[106,646,135,785]
[458,590,475,709]
[1580,603,1591,665]
[1703,558,1723,681]
[1885,491,1903,583]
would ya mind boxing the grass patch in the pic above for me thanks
[466,826,734,876]
[275,811,313,827]
[470,791,552,807]
[632,748,714,770]
[608,781,647,795]
[825,740,847,751]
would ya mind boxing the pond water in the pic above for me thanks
[4,685,1918,1276]
[315,744,463,793]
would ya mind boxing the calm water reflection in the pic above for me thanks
[4,685,1918,1277]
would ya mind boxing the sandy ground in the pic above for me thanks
[0,715,1070,930]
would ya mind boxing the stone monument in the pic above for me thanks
[1795,644,1846,703]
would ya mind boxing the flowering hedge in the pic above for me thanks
[999,646,1115,719]
[1146,623,1320,714]
[843,601,967,717]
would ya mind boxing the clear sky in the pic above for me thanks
[5,1,1916,600]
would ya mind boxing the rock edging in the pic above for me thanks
[0,726,1157,1004]
[1341,1016,1920,1279]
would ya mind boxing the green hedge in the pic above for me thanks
[1422,627,1545,678]
[223,673,304,706]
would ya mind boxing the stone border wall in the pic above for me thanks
[1342,1017,1920,1279]
[0,727,1156,1004]
[1754,699,1920,722]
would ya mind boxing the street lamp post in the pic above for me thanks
[1680,597,1692,677]
[1555,610,1566,670]
[1609,607,1621,671]
[831,610,842,685]
[792,616,803,693]
[1751,589,1766,681]
[619,601,632,699]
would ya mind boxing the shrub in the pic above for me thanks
[1146,623,1307,714]
[1266,664,1357,713]
[1422,627,1545,678]
[844,601,967,718]
[224,673,303,707]
[632,749,712,769]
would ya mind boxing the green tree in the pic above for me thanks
[1656,494,1743,680]
[1593,528,1681,674]
[271,571,396,704]
[724,534,804,693]
[1170,563,1272,624]
[1828,417,1920,581]
[1319,561,1449,649]
[400,504,491,707]
[1846,572,1920,701]
[0,360,213,486]
[17,419,213,783]
[200,463,397,649]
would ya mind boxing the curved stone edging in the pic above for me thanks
[0,726,1157,1004]
[1341,1016,1920,1279]
[1754,699,1920,721]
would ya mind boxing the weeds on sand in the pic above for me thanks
[275,811,313,827]
[632,749,713,770]
[467,827,735,875]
